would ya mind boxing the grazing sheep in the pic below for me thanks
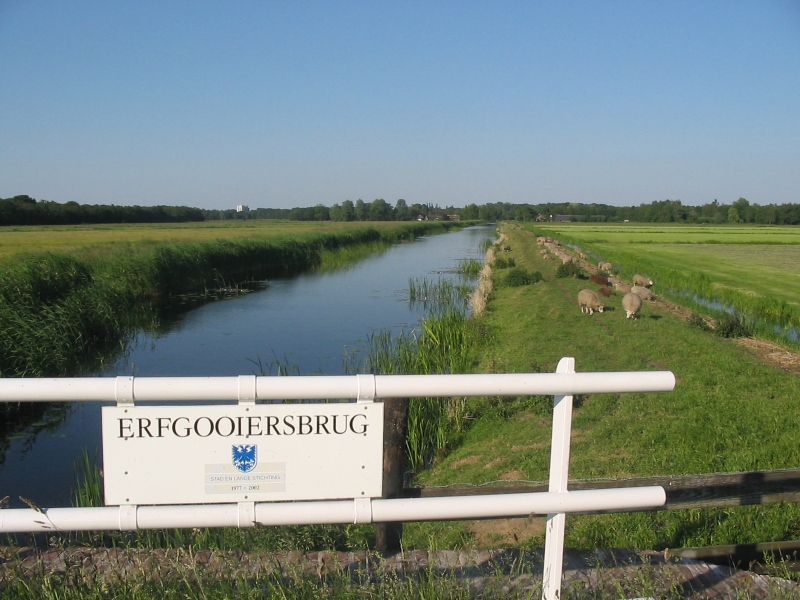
[631,285,653,301]
[608,276,621,286]
[542,254,551,260]
[537,236,546,244]
[633,274,653,287]
[597,286,613,297]
[502,245,512,252]
[578,289,604,315]
[615,282,632,294]
[599,262,613,272]
[578,251,588,260]
[589,275,610,286]
[622,292,643,318]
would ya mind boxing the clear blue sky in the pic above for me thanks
[1,1,798,210]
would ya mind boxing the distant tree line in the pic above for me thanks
[200,199,433,222]
[3,194,800,226]
[0,195,204,226]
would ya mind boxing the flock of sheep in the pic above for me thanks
[579,268,654,318]
[534,235,655,319]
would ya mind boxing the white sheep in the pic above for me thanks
[622,292,643,318]
[614,282,632,294]
[578,289,604,315]
[633,274,653,287]
[631,285,653,301]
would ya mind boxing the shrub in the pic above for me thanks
[494,256,516,269]
[504,268,543,287]
[555,261,586,279]
[715,312,753,338]
[688,313,712,332]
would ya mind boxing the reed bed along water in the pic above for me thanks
[456,257,483,275]
[0,222,461,378]
[407,277,470,312]
[368,278,478,471]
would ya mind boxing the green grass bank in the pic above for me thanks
[525,222,800,342]
[0,221,462,378]
[406,223,800,551]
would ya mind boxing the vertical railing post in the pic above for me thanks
[542,357,575,600]
[375,396,409,554]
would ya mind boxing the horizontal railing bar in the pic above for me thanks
[0,487,665,533]
[403,468,800,510]
[0,372,675,403]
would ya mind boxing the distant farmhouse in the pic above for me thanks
[236,205,250,213]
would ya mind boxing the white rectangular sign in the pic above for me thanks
[101,403,383,505]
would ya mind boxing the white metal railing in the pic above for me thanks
[0,358,675,600]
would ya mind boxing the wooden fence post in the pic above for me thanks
[375,396,409,554]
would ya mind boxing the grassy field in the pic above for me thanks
[403,222,800,551]
[0,220,429,261]
[6,219,800,595]
[523,222,800,339]
[526,223,800,245]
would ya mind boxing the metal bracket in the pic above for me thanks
[118,505,137,531]
[355,374,375,403]
[238,501,255,528]
[115,376,134,407]
[353,498,373,524]
[238,375,257,405]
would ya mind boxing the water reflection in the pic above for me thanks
[667,289,800,344]
[0,226,496,508]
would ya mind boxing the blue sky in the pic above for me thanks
[1,1,798,210]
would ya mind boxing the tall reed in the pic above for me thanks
[366,280,477,471]
[456,258,482,275]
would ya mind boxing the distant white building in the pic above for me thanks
[236,205,250,213]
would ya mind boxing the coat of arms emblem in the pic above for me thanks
[232,444,258,473]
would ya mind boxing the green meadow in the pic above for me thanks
[404,222,800,551]
[6,220,800,597]
[525,223,800,337]
[0,220,434,261]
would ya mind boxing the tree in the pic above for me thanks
[313,204,330,221]
[461,203,480,220]
[341,200,355,221]
[394,199,410,221]
[369,199,393,221]
[515,206,534,221]
[727,207,740,223]
[355,199,369,221]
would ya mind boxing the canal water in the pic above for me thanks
[0,225,495,509]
